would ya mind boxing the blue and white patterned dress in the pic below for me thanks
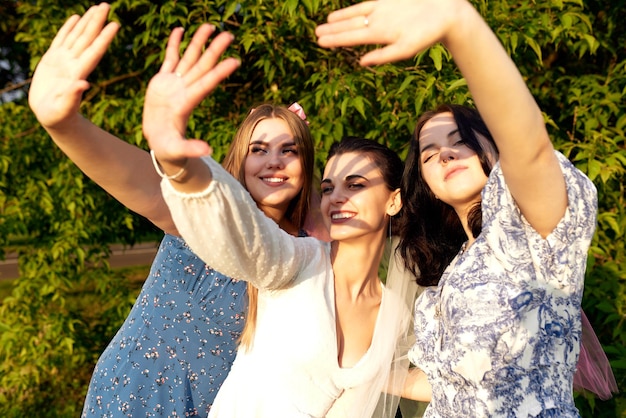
[82,234,247,417]
[409,152,598,417]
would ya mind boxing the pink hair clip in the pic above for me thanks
[288,102,309,124]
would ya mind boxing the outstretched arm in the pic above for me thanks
[144,28,315,289]
[142,24,240,193]
[316,0,566,237]
[29,3,176,233]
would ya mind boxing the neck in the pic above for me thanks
[331,234,386,302]
[456,206,477,248]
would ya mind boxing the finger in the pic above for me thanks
[185,31,235,84]
[49,14,81,49]
[77,21,119,78]
[176,24,216,77]
[70,3,113,55]
[62,4,104,51]
[187,57,240,106]
[317,27,379,49]
[316,15,371,39]
[160,27,185,74]
[325,1,376,24]
[360,44,412,66]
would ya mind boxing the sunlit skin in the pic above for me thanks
[319,151,401,369]
[244,118,304,226]
[419,112,496,221]
[320,152,397,244]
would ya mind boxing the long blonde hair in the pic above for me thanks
[222,103,314,350]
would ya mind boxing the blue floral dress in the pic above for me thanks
[409,152,598,417]
[82,234,247,417]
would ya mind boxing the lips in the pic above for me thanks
[444,165,466,180]
[260,176,288,186]
[330,211,356,222]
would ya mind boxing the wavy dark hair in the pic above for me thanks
[397,104,498,286]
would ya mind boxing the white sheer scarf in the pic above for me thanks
[368,237,419,418]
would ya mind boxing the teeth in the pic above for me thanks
[331,212,354,220]
[263,177,285,183]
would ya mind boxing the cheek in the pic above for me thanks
[243,157,257,178]
[319,197,331,222]
[419,165,437,188]
[287,158,303,176]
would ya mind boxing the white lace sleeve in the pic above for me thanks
[161,156,320,290]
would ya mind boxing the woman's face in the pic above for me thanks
[320,152,397,242]
[418,112,494,213]
[244,118,304,220]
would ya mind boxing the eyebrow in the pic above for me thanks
[420,128,460,153]
[249,140,297,147]
[321,174,368,184]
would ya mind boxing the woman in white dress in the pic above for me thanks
[142,22,415,418]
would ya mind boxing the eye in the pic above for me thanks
[321,185,333,195]
[422,152,438,163]
[347,183,365,190]
[250,146,267,154]
[282,147,298,155]
[453,139,466,146]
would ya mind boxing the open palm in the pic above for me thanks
[143,25,240,162]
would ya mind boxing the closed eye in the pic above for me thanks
[423,151,438,163]
[250,146,267,154]
[348,183,365,190]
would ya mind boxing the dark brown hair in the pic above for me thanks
[397,104,497,286]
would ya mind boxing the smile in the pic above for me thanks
[261,177,287,184]
[331,211,356,221]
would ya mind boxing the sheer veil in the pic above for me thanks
[574,309,619,400]
[371,237,419,418]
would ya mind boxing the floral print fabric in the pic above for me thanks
[409,152,598,417]
[82,234,247,417]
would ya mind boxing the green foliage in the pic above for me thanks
[0,0,624,416]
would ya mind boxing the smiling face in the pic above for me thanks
[418,112,496,214]
[244,118,304,221]
[320,152,398,242]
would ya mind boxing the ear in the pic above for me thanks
[386,188,403,216]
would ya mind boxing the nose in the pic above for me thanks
[266,151,285,169]
[329,187,347,205]
[440,147,456,164]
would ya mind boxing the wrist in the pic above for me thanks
[150,150,189,181]
[40,112,86,134]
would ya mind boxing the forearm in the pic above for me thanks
[443,1,547,157]
[402,367,432,402]
[444,0,566,235]
[44,113,176,233]
[161,156,309,289]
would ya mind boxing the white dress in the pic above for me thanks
[409,152,598,417]
[161,157,410,418]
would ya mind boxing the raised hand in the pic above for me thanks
[29,3,119,129]
[315,0,465,66]
[142,25,240,165]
